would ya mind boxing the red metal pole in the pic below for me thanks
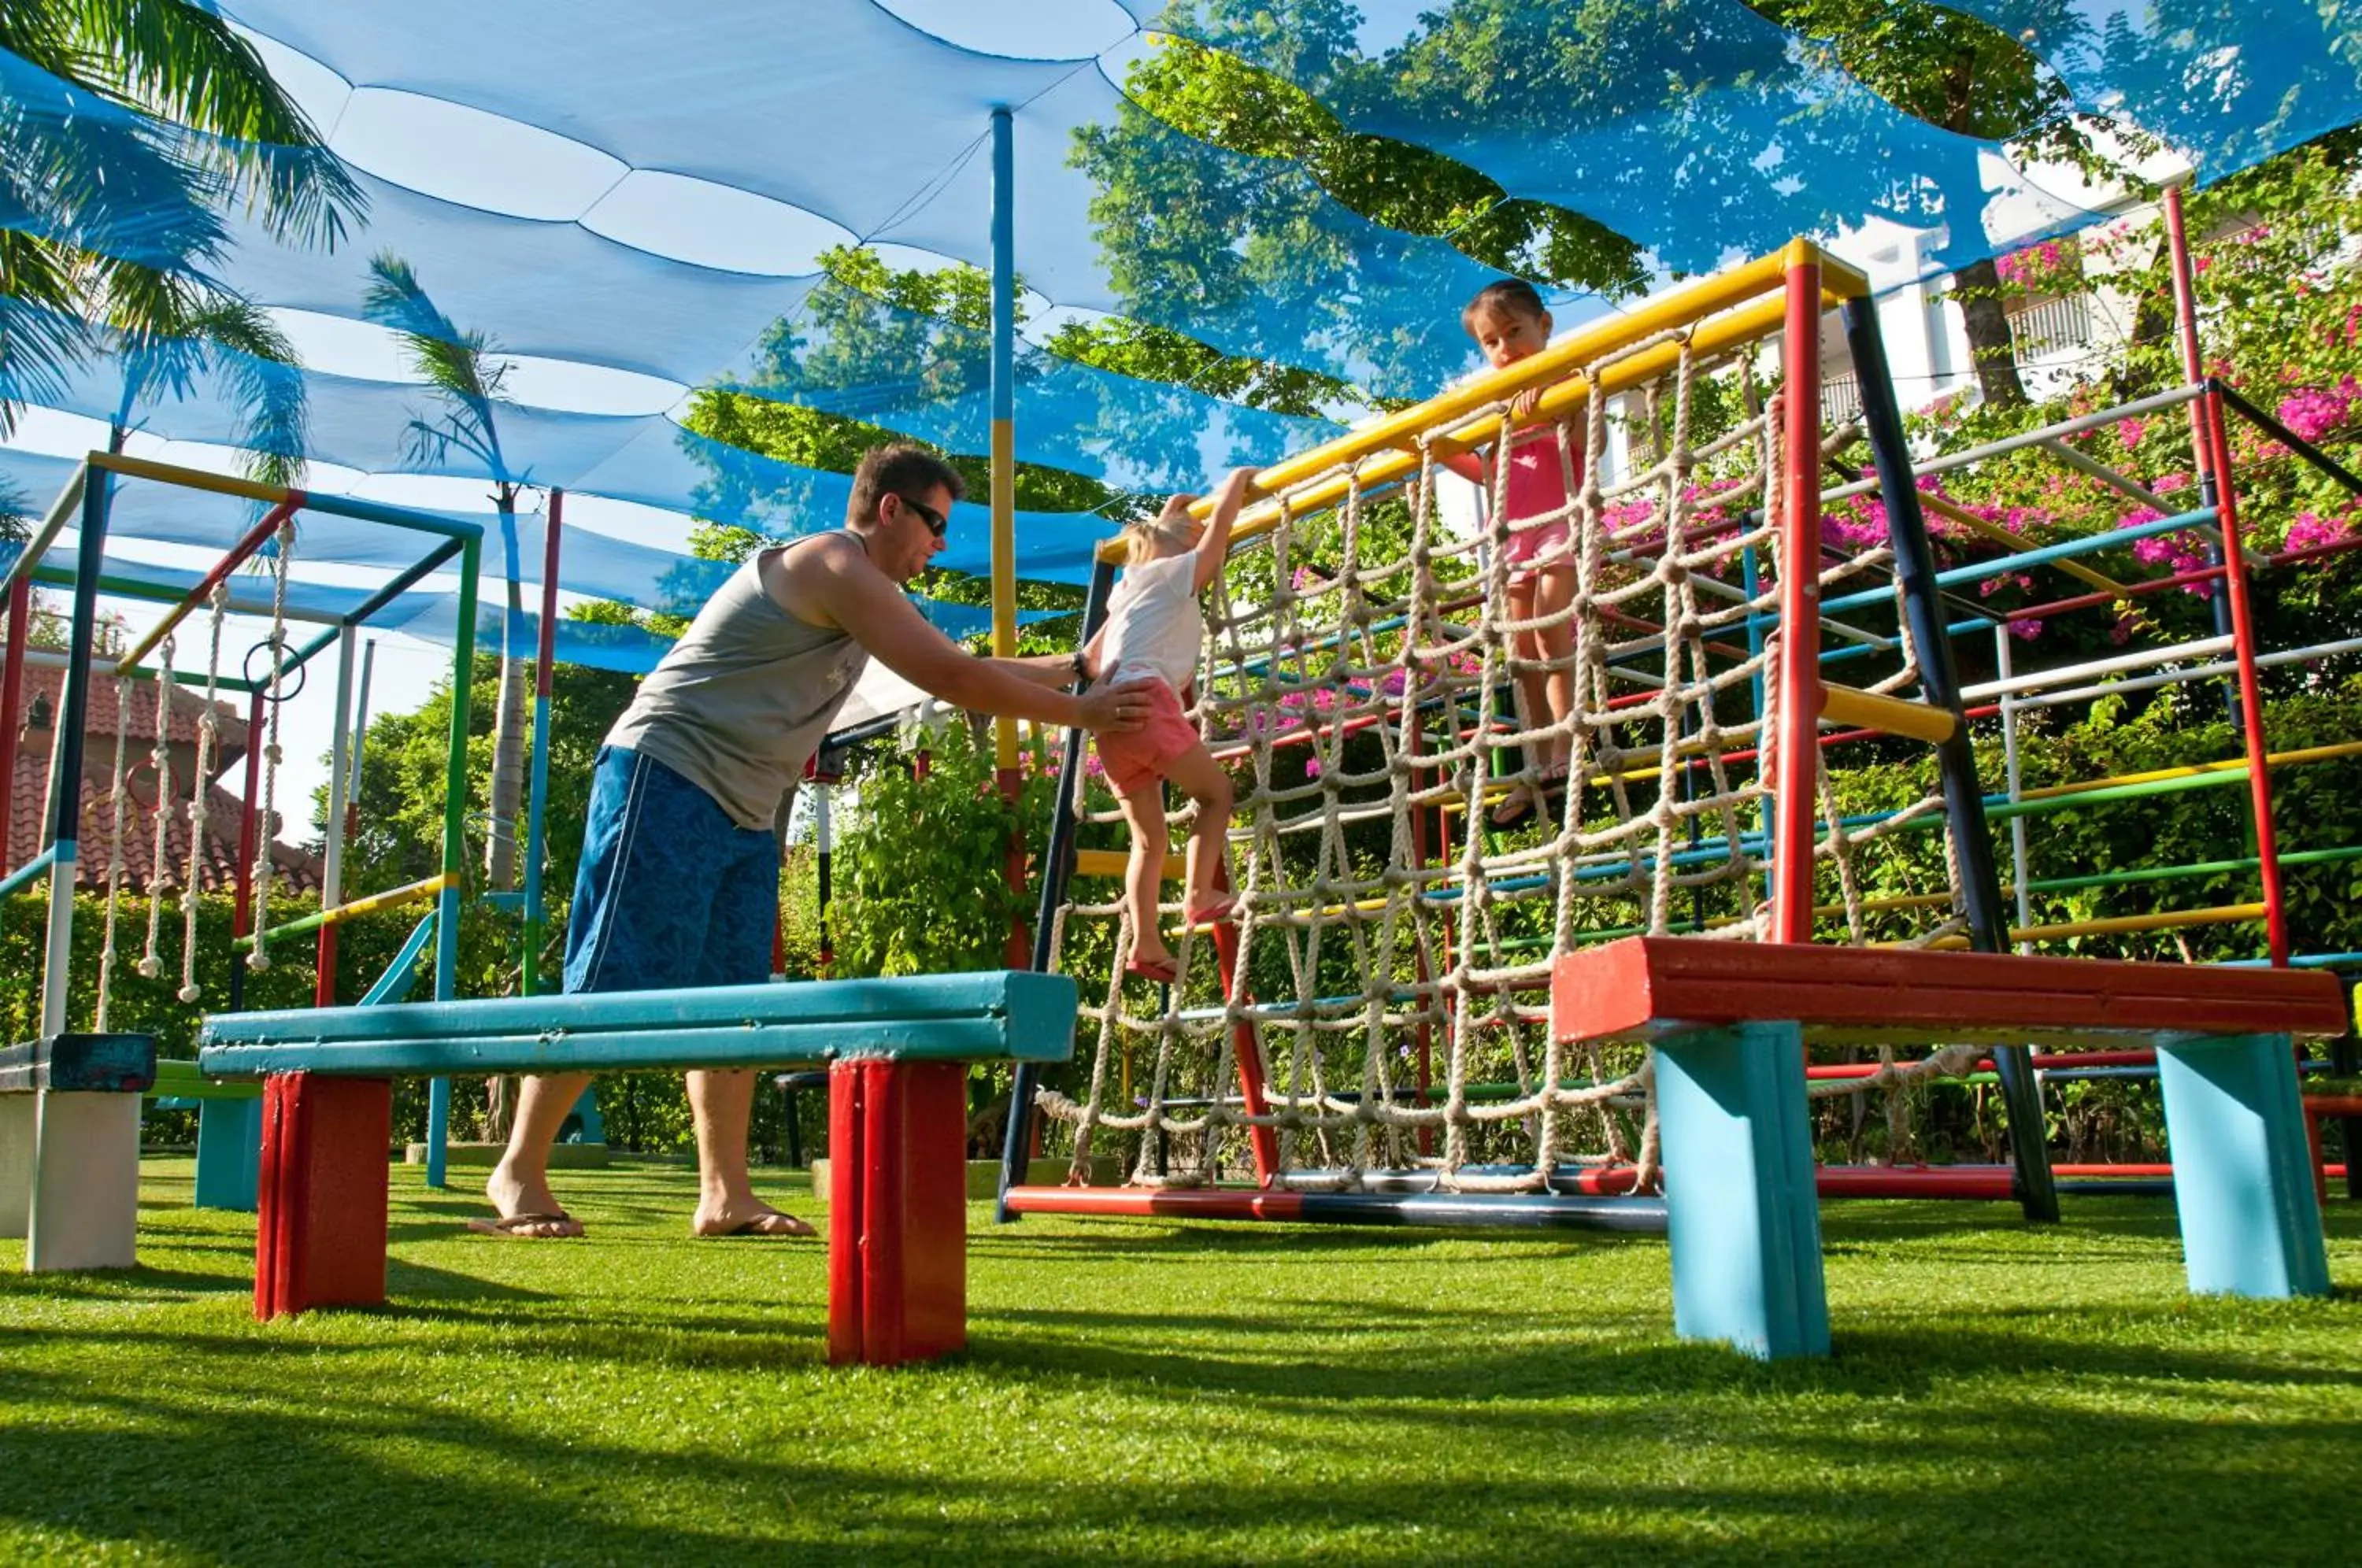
[2163,187,2213,484]
[2204,393,2291,965]
[1210,916,1281,1184]
[0,575,29,878]
[1772,250,1825,945]
[117,497,301,675]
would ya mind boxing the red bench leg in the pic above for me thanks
[255,1074,392,1321]
[827,1060,968,1366]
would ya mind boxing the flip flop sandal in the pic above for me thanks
[1183,895,1238,926]
[707,1212,816,1239]
[1124,957,1179,986]
[466,1211,583,1238]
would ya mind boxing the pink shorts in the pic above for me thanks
[1094,678,1201,795]
[1500,518,1571,578]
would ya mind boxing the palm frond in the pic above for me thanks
[60,0,366,250]
[0,476,32,545]
[0,230,93,433]
[89,257,309,488]
[363,250,512,483]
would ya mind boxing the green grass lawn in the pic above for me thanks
[4,1159,2361,1565]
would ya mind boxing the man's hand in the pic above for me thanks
[1078,682,1148,734]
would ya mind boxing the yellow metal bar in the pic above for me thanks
[1820,684,1958,744]
[2020,739,2362,801]
[1072,847,1187,883]
[87,450,293,506]
[1096,243,1867,564]
[2011,902,2266,943]
[328,871,455,924]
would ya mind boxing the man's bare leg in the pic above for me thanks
[479,1071,593,1237]
[689,1068,813,1237]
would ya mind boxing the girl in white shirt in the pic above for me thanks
[1083,467,1257,984]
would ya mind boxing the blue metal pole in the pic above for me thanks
[522,491,562,997]
[39,464,109,1036]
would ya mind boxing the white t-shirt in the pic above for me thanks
[1098,551,1203,691]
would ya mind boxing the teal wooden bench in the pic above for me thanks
[0,1033,156,1268]
[1554,937,2347,1359]
[198,971,1077,1364]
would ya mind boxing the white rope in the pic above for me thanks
[246,516,297,971]
[93,677,135,1031]
[1032,336,1979,1193]
[138,637,177,979]
[178,582,229,1004]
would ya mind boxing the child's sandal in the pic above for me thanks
[1183,894,1238,926]
[1124,956,1179,986]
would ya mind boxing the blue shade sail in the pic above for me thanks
[0,0,2347,601]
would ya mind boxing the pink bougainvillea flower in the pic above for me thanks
[1304,756,1323,779]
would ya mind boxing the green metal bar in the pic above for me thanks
[2027,843,2362,896]
[425,532,479,1189]
[343,536,466,630]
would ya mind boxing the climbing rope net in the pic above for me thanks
[1035,325,1983,1196]
[91,515,298,1029]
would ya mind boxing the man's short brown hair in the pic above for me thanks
[847,442,965,527]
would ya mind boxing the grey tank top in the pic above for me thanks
[605,535,870,830]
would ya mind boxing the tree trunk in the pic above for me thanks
[1951,257,2029,409]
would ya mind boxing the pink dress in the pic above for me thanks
[1497,423,1579,578]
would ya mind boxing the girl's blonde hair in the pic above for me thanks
[1120,500,1197,568]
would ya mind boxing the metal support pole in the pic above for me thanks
[1843,296,2059,1222]
[426,534,483,1189]
[1994,627,2033,947]
[38,469,111,1035]
[1769,251,1823,943]
[988,106,1019,777]
[2201,386,2291,967]
[523,490,563,996]
[2162,183,2242,727]
[0,572,30,879]
[998,557,1116,1221]
[347,638,376,849]
[227,688,265,1015]
[987,105,1030,976]
[316,625,357,1007]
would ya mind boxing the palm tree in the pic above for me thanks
[361,252,531,895]
[0,0,363,446]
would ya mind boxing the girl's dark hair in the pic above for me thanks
[1461,278,1549,331]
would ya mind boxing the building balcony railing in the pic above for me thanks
[2007,291,2095,356]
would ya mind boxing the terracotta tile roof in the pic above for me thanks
[6,675,320,897]
[14,664,250,756]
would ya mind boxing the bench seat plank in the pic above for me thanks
[199,971,1078,1077]
[1553,938,2345,1048]
[0,1034,157,1094]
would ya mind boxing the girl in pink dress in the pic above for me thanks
[1459,279,1579,828]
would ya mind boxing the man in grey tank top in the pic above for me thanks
[476,444,1148,1240]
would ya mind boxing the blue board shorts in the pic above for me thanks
[562,745,780,995]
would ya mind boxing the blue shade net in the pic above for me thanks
[1127,0,2362,272]
[0,0,2352,612]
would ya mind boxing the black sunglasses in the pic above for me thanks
[895,494,948,538]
